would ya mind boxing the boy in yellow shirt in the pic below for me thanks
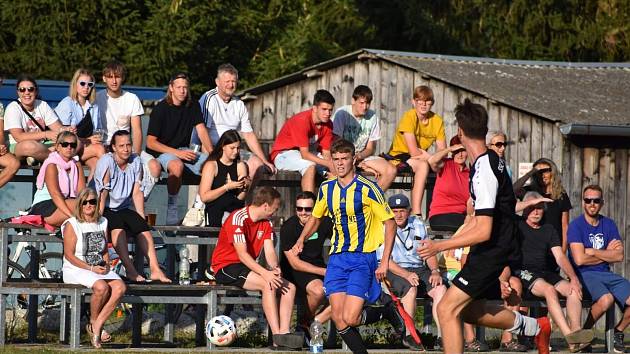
[387,86,446,216]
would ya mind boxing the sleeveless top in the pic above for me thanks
[62,217,108,266]
[211,160,239,197]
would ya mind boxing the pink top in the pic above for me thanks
[36,152,79,198]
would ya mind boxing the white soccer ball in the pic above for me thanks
[206,315,237,346]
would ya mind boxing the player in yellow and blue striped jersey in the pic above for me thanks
[292,139,396,354]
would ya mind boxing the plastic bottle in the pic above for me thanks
[179,247,190,285]
[412,216,427,240]
[309,320,324,353]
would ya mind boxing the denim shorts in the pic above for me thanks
[157,148,208,176]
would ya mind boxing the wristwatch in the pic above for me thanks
[430,269,440,274]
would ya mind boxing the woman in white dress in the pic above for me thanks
[62,188,126,349]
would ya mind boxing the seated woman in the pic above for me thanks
[55,68,106,179]
[4,75,63,163]
[0,112,20,189]
[198,129,249,227]
[426,135,469,231]
[29,131,86,227]
[62,188,126,349]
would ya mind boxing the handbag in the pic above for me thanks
[75,110,94,139]
[181,204,206,227]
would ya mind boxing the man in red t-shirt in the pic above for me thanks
[270,89,336,192]
[210,186,303,350]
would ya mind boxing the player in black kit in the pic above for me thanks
[418,99,551,354]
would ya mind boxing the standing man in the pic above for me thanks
[94,130,170,283]
[332,85,396,190]
[194,64,276,178]
[292,139,397,354]
[378,193,447,350]
[96,60,162,199]
[387,86,447,217]
[270,90,336,193]
[280,191,333,329]
[211,186,303,350]
[568,184,630,354]
[418,99,550,354]
[146,72,213,225]
[516,191,593,350]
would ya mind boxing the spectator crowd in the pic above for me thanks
[0,62,628,353]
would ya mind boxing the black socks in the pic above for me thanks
[338,326,368,354]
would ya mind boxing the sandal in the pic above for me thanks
[91,333,102,349]
[86,323,111,343]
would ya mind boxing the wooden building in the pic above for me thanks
[240,48,630,277]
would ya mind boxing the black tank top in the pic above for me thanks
[211,160,239,196]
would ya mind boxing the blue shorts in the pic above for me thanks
[157,148,208,176]
[580,271,630,307]
[324,252,381,304]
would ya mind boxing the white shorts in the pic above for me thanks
[63,263,121,288]
[273,150,316,176]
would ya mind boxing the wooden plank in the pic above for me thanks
[505,109,519,174]
[598,149,613,224]
[582,147,599,187]
[340,63,355,105]
[275,85,288,135]
[327,66,343,107]
[568,143,583,218]
[498,105,509,133]
[260,90,276,140]
[530,115,542,161]
[517,112,532,165]
[250,94,264,137]
[487,101,501,134]
[354,60,369,87]
[380,61,395,153]
[541,122,554,166]
[442,85,460,147]
[368,60,384,153]
[431,80,445,120]
[286,82,302,119]
[398,66,414,145]
[552,125,564,171]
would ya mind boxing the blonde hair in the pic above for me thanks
[55,130,78,145]
[533,158,566,200]
[74,188,101,223]
[69,68,96,103]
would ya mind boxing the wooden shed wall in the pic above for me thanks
[244,58,629,278]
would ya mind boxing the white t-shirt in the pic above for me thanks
[62,216,108,265]
[4,100,60,144]
[197,88,253,144]
[95,90,144,144]
[332,105,380,152]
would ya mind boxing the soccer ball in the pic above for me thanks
[206,315,237,346]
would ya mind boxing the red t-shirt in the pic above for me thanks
[429,158,470,218]
[210,207,274,273]
[269,109,334,162]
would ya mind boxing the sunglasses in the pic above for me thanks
[296,206,313,212]
[18,86,36,93]
[452,148,466,154]
[82,199,97,206]
[59,141,78,149]
[491,142,506,148]
[79,81,95,88]
[583,198,602,205]
[537,168,552,174]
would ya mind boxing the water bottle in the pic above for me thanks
[412,216,427,240]
[179,247,190,285]
[309,320,324,353]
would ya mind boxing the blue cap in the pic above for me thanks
[388,194,410,209]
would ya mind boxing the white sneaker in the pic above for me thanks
[167,204,179,225]
[142,173,159,200]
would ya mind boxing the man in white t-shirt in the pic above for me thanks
[95,60,161,199]
[332,85,396,190]
[195,64,276,178]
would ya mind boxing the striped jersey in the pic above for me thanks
[312,174,394,254]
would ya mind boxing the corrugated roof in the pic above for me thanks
[241,49,630,126]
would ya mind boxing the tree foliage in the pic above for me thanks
[0,0,628,94]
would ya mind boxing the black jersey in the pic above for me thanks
[468,149,519,262]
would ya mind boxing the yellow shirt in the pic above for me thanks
[388,109,445,156]
[313,174,394,254]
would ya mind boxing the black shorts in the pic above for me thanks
[285,269,324,293]
[428,213,466,232]
[516,269,565,295]
[384,267,444,300]
[103,208,151,236]
[452,253,504,300]
[215,263,251,288]
[29,200,58,218]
